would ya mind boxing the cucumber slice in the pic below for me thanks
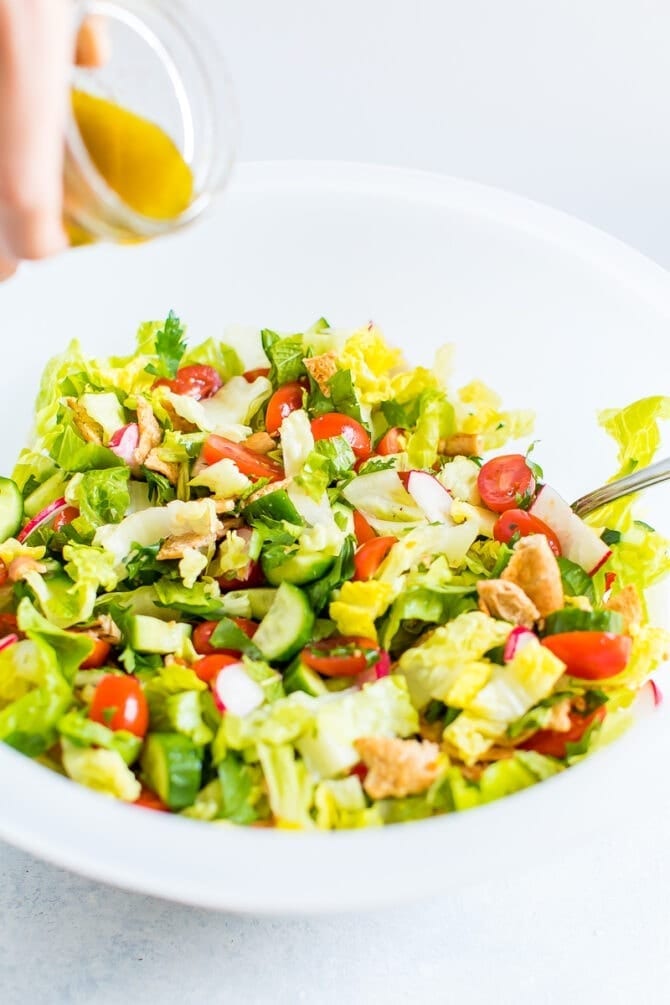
[262,551,334,587]
[541,608,624,637]
[253,582,315,662]
[140,733,203,810]
[0,477,23,542]
[23,471,68,519]
[126,614,191,654]
[243,489,303,525]
[221,587,278,620]
[283,659,328,697]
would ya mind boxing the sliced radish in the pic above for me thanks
[406,471,453,523]
[355,650,392,687]
[0,633,19,653]
[636,678,663,717]
[212,662,264,716]
[17,497,69,543]
[109,423,140,465]
[529,484,611,574]
[503,626,537,661]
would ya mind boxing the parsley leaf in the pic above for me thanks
[525,441,544,481]
[145,310,187,379]
[143,468,177,505]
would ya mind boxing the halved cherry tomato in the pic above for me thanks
[541,631,632,680]
[89,675,149,738]
[52,506,79,532]
[192,617,258,657]
[134,786,168,812]
[604,572,617,593]
[193,653,240,684]
[265,382,305,435]
[0,559,8,587]
[520,705,606,759]
[310,413,372,460]
[353,536,397,581]
[202,435,285,481]
[217,559,265,591]
[349,762,369,782]
[376,427,405,455]
[0,613,22,640]
[302,635,380,677]
[353,509,377,546]
[243,367,271,383]
[493,508,561,557]
[477,454,536,513]
[154,364,222,400]
[80,638,112,670]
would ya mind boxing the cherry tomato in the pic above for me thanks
[154,364,222,400]
[201,435,285,481]
[217,559,265,591]
[134,786,168,812]
[353,509,377,546]
[493,508,561,557]
[349,762,369,782]
[80,638,112,670]
[541,631,633,680]
[52,506,79,532]
[243,367,271,383]
[477,454,536,513]
[353,536,396,581]
[0,559,8,588]
[376,427,405,455]
[520,705,606,759]
[0,613,22,640]
[89,675,149,738]
[265,382,305,435]
[193,653,240,684]
[310,413,372,460]
[192,618,258,657]
[302,636,380,677]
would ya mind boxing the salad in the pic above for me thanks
[0,313,668,829]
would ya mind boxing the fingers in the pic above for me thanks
[0,0,71,261]
[75,15,109,68]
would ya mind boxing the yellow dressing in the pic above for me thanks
[71,89,194,221]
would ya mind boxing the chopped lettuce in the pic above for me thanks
[61,739,141,801]
[189,458,251,498]
[329,580,395,641]
[406,391,455,469]
[257,743,314,827]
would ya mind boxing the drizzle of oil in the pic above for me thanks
[71,89,194,223]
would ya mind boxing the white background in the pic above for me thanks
[2,2,670,1002]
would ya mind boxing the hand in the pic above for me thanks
[0,2,106,279]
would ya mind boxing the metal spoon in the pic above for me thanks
[571,456,670,517]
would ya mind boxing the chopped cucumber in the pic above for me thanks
[221,587,278,620]
[0,477,23,542]
[253,582,315,662]
[126,614,191,654]
[243,489,303,525]
[541,608,624,637]
[140,733,202,810]
[283,659,328,697]
[23,471,68,519]
[262,551,334,587]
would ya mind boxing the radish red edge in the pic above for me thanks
[503,626,536,661]
[17,497,69,543]
[355,651,391,687]
[109,423,140,465]
[0,633,19,653]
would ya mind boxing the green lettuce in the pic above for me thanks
[70,468,130,536]
[180,337,243,381]
[434,751,563,811]
[314,776,382,829]
[217,751,268,824]
[406,390,455,469]
[61,739,141,801]
[58,709,141,765]
[257,742,314,827]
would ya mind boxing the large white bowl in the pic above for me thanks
[1,163,669,913]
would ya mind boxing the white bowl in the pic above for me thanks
[1,162,668,914]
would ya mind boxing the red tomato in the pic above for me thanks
[477,454,536,513]
[302,636,380,677]
[521,706,606,759]
[201,435,285,481]
[0,559,7,587]
[193,653,240,684]
[154,364,222,400]
[265,382,305,435]
[243,367,271,383]
[192,618,258,657]
[376,427,405,455]
[493,508,561,557]
[353,536,396,581]
[0,613,22,640]
[541,632,633,680]
[217,559,265,591]
[310,413,372,460]
[353,509,377,546]
[89,675,149,738]
[134,786,168,812]
[80,638,112,670]
[52,506,79,532]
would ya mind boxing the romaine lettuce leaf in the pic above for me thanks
[61,739,141,801]
[257,742,314,827]
[406,391,455,469]
[69,468,130,537]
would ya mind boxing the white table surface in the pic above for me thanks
[3,2,670,1002]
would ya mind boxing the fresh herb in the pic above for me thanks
[356,456,396,475]
[380,398,421,430]
[305,537,355,614]
[525,441,544,481]
[143,468,176,505]
[123,542,168,587]
[145,310,187,379]
[262,331,307,387]
[209,617,262,658]
[601,528,622,546]
[217,752,266,825]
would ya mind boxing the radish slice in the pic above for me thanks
[355,650,392,687]
[109,423,140,465]
[17,497,68,543]
[212,662,264,716]
[406,471,453,523]
[529,485,611,574]
[0,633,19,653]
[636,678,663,716]
[503,626,537,661]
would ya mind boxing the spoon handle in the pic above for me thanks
[571,456,670,518]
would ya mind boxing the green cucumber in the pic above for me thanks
[243,489,303,526]
[0,477,23,543]
[283,659,328,697]
[140,733,202,810]
[126,614,191,654]
[262,551,334,586]
[23,471,68,519]
[541,608,624,637]
[220,588,278,620]
[253,582,315,662]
